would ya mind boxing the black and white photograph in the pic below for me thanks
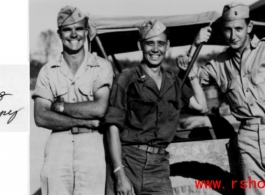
[30,0,265,195]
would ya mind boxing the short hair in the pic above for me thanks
[245,18,250,25]
[163,28,170,40]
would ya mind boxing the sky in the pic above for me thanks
[30,0,258,54]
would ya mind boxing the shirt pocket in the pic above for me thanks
[226,79,242,109]
[168,100,180,120]
[78,85,93,101]
[251,70,265,104]
[128,98,155,123]
[54,85,67,101]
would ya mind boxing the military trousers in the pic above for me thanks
[237,123,265,195]
[106,145,173,195]
[40,130,106,195]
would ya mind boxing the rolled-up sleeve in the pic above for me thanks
[93,60,114,93]
[104,82,127,129]
[32,66,54,102]
[199,60,219,86]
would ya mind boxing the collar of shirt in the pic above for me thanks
[249,35,260,49]
[135,64,175,97]
[50,52,100,82]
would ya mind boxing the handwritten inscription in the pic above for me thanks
[0,91,23,124]
[0,91,11,100]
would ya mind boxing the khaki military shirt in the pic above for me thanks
[32,52,113,104]
[199,35,265,120]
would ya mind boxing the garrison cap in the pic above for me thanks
[57,6,87,27]
[222,2,249,21]
[57,6,97,40]
[139,20,166,40]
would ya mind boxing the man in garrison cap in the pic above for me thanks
[178,2,265,194]
[32,6,113,195]
[104,19,207,195]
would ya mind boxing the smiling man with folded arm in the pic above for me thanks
[104,19,207,195]
[32,6,113,195]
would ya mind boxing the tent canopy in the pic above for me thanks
[90,11,265,56]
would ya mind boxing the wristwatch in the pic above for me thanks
[58,102,65,113]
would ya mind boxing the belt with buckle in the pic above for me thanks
[131,145,166,154]
[241,117,265,125]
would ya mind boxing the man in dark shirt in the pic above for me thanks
[104,20,208,195]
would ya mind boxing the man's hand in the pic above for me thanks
[177,55,191,71]
[179,116,211,129]
[115,170,135,195]
[177,26,211,76]
[193,26,212,47]
[50,100,102,129]
[176,55,198,77]
[87,119,101,129]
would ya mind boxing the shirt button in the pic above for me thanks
[158,112,162,117]
[73,98,76,102]
[250,103,254,106]
[246,89,249,92]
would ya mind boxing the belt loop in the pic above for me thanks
[261,117,265,125]
[71,127,79,134]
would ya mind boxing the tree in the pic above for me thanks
[38,29,59,63]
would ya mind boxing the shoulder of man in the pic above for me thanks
[260,37,265,42]
[36,58,60,77]
[166,69,185,83]
[113,67,137,89]
[94,54,112,67]
[166,69,178,81]
[207,49,230,65]
[44,58,60,68]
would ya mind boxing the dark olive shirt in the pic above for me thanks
[104,64,193,147]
